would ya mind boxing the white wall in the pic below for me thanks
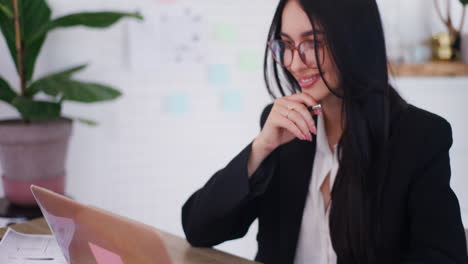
[0,0,467,260]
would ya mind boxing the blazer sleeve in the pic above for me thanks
[181,103,279,247]
[402,120,468,263]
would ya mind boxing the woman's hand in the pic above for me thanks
[255,93,322,151]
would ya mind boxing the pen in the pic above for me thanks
[307,104,322,112]
[24,257,55,260]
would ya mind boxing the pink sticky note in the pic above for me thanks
[89,242,124,264]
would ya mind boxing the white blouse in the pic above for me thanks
[294,114,340,264]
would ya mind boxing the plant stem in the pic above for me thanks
[447,0,451,25]
[434,0,450,27]
[459,6,466,34]
[12,0,25,97]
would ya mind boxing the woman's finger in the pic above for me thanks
[277,99,317,134]
[272,110,310,141]
[288,92,320,109]
[275,105,312,141]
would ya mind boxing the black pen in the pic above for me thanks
[24,257,55,261]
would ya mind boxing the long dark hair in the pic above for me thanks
[263,0,408,263]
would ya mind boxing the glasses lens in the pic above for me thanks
[299,40,324,68]
[270,40,293,67]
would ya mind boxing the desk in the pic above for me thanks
[0,197,42,218]
[0,218,260,264]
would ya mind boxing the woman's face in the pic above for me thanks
[281,0,340,103]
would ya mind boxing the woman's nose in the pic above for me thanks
[289,50,307,73]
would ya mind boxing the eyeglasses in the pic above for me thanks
[268,39,325,68]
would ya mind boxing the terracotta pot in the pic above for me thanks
[0,118,73,206]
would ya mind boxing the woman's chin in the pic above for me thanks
[302,88,323,103]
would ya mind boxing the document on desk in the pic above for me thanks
[0,217,28,228]
[0,228,67,263]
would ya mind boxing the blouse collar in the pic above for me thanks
[316,114,338,155]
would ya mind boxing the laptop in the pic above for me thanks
[30,185,174,264]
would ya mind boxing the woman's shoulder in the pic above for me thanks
[396,104,452,138]
[405,104,451,130]
[391,104,453,156]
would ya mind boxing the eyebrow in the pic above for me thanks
[280,30,324,39]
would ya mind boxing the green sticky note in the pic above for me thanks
[213,23,238,42]
[239,50,260,71]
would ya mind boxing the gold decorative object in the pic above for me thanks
[432,0,467,61]
[432,32,457,60]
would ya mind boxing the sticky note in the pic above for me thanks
[221,90,242,112]
[213,24,238,42]
[165,93,189,115]
[239,50,260,71]
[89,242,124,264]
[208,64,230,86]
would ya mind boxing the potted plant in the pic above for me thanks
[432,0,467,60]
[0,0,142,205]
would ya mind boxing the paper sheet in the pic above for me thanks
[0,217,28,228]
[128,6,207,70]
[42,212,75,262]
[0,228,67,264]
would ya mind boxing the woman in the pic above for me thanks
[182,0,468,263]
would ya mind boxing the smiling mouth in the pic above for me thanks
[298,73,322,89]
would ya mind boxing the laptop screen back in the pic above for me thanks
[30,185,172,264]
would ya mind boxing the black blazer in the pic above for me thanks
[182,103,468,264]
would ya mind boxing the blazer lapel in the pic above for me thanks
[279,115,318,263]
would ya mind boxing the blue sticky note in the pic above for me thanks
[221,90,242,112]
[165,93,188,115]
[208,64,230,87]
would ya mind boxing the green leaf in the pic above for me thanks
[51,64,88,77]
[30,11,143,43]
[460,0,468,5]
[51,11,143,28]
[0,1,17,72]
[0,77,17,103]
[60,81,122,103]
[76,118,98,126]
[12,97,61,120]
[0,3,13,18]
[30,74,121,103]
[0,0,51,82]
[27,64,88,96]
[27,66,121,103]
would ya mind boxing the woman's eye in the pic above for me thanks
[312,40,324,48]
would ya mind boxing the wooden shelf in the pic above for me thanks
[391,62,468,77]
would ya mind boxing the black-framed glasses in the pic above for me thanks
[268,39,325,68]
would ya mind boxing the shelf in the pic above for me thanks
[391,62,468,77]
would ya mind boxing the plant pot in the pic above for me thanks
[0,118,73,206]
